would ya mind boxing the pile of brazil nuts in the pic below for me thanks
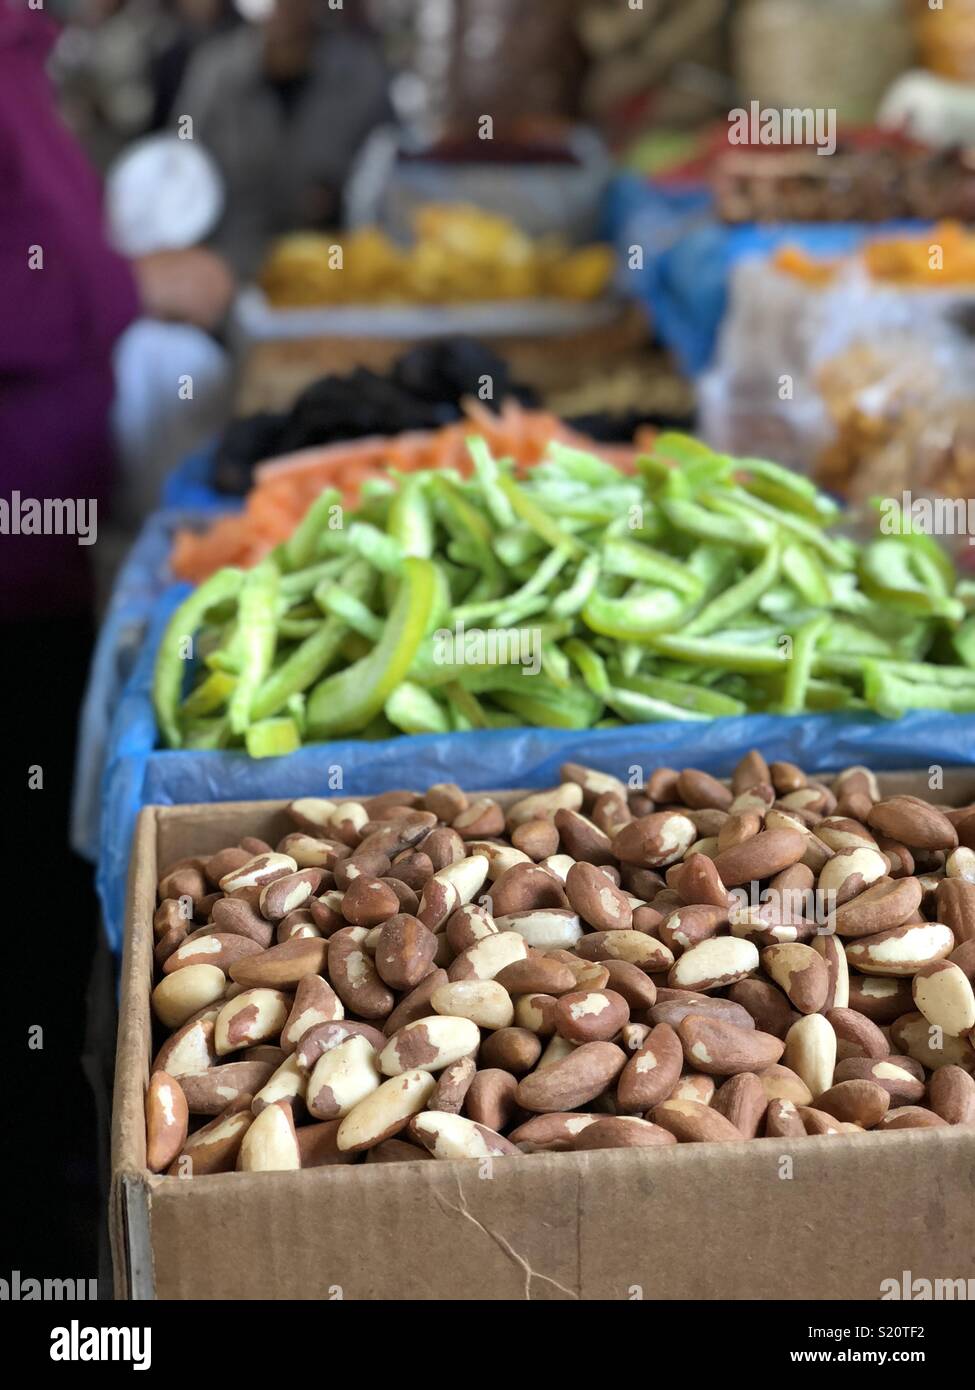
[145,753,975,1175]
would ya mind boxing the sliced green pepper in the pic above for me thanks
[496,474,587,558]
[954,617,975,670]
[782,542,832,607]
[609,671,746,718]
[563,638,612,700]
[179,669,235,719]
[780,614,829,715]
[645,632,789,674]
[683,542,780,637]
[493,678,602,730]
[661,495,774,550]
[859,537,964,620]
[863,661,975,717]
[582,584,692,642]
[153,567,243,748]
[388,474,435,558]
[551,553,601,618]
[307,556,439,737]
[245,717,301,758]
[735,458,840,524]
[384,682,451,734]
[467,436,516,529]
[227,561,280,736]
[600,537,704,599]
[282,488,342,572]
[181,715,230,750]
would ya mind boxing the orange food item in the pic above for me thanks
[862,221,975,286]
[773,223,975,290]
[771,245,840,286]
[170,402,643,584]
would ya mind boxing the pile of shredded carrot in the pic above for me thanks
[170,401,651,583]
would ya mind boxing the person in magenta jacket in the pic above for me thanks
[0,0,232,619]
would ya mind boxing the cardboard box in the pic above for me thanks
[111,776,975,1301]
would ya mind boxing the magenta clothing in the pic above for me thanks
[0,3,140,617]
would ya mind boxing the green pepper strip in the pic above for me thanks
[181,716,230,750]
[277,617,324,640]
[494,545,573,627]
[544,441,625,486]
[385,682,451,734]
[954,617,975,670]
[388,473,435,558]
[782,543,832,607]
[859,538,964,620]
[467,436,516,529]
[551,552,601,618]
[153,567,243,748]
[540,641,572,687]
[701,489,845,568]
[245,717,302,758]
[453,544,571,626]
[645,633,789,674]
[600,537,704,599]
[604,685,710,724]
[445,682,490,729]
[320,587,384,642]
[861,659,975,689]
[736,457,840,523]
[494,527,546,568]
[804,678,862,711]
[282,488,342,572]
[582,584,693,642]
[496,474,587,558]
[560,638,613,701]
[253,628,340,726]
[179,669,235,719]
[431,476,498,570]
[251,560,373,721]
[493,679,602,730]
[609,671,747,718]
[660,496,774,550]
[227,561,279,736]
[307,557,438,737]
[780,614,829,716]
[345,522,405,576]
[870,502,959,592]
[683,541,780,637]
[278,557,346,599]
[863,662,975,718]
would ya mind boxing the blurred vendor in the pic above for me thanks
[171,0,393,274]
[0,0,233,618]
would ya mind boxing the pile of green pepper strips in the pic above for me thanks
[153,434,975,757]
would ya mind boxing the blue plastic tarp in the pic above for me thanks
[605,174,926,374]
[96,585,975,953]
[73,512,191,860]
[161,441,237,513]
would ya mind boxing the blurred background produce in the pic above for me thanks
[258,205,617,307]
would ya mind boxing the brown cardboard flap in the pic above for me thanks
[111,772,975,1301]
[143,1125,975,1300]
[111,806,165,1297]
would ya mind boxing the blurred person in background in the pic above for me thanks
[52,0,237,165]
[170,0,393,273]
[0,0,234,620]
[148,0,238,130]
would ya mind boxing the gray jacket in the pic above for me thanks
[172,25,392,273]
